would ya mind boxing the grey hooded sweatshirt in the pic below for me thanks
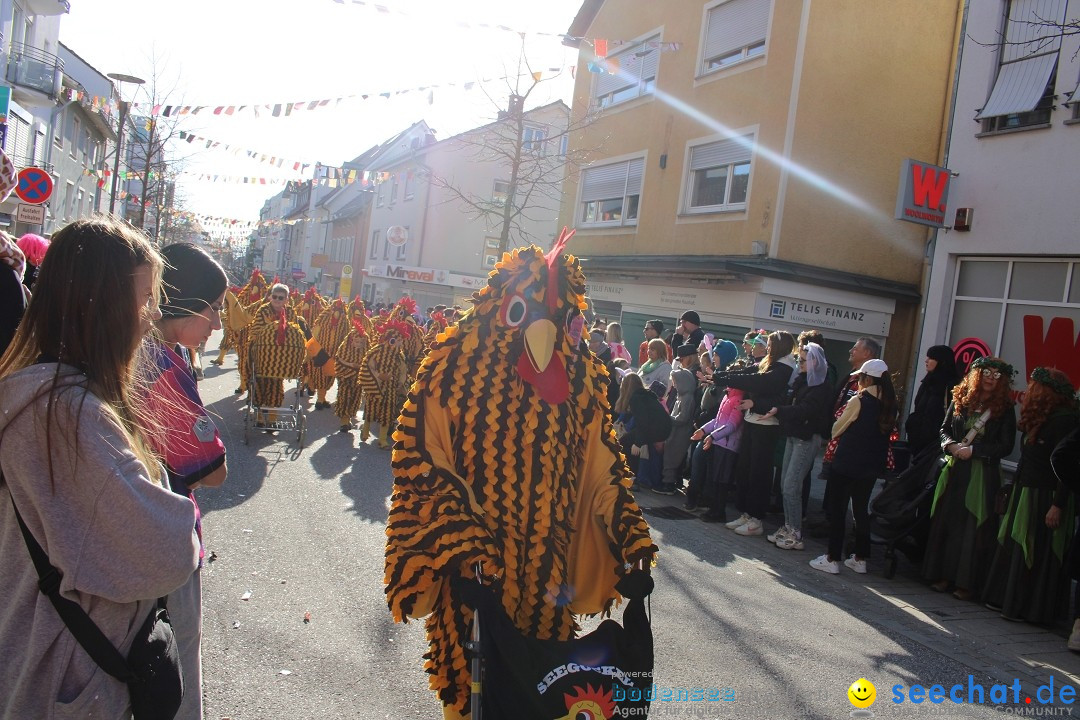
[0,363,198,719]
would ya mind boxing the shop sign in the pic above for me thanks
[952,337,991,377]
[895,158,951,229]
[310,253,329,269]
[951,316,1080,396]
[585,280,756,315]
[368,263,448,285]
[758,296,889,335]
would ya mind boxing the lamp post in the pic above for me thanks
[106,72,145,215]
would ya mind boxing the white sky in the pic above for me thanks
[60,0,585,222]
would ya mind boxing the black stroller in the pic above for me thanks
[869,446,945,578]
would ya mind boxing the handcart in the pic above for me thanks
[244,332,308,448]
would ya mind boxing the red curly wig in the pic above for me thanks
[1019,368,1076,442]
[951,358,1014,419]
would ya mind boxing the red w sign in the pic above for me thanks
[1023,315,1080,387]
[895,158,951,229]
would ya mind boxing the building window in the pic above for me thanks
[483,253,498,270]
[390,176,399,204]
[700,0,770,76]
[683,134,753,213]
[559,134,569,156]
[404,172,415,200]
[492,179,510,206]
[63,181,74,220]
[70,118,81,158]
[522,125,546,154]
[376,181,385,207]
[370,229,381,259]
[976,0,1068,133]
[79,127,89,164]
[579,157,644,227]
[593,34,660,109]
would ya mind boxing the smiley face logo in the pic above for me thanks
[848,678,876,709]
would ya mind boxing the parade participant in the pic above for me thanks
[234,270,269,394]
[309,298,350,410]
[390,296,426,380]
[423,310,449,349]
[924,357,1017,600]
[358,316,410,448]
[297,288,327,394]
[247,283,307,429]
[983,368,1078,623]
[146,242,229,720]
[810,358,897,574]
[347,295,373,337]
[0,216,198,717]
[384,232,656,719]
[211,285,244,366]
[334,319,369,433]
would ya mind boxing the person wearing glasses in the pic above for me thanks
[246,283,306,430]
[924,357,1017,601]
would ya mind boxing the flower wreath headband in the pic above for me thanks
[971,356,1016,378]
[1030,367,1078,400]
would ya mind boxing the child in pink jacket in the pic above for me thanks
[688,385,745,522]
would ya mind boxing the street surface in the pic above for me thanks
[194,332,1079,719]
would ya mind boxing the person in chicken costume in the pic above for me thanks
[211,286,246,366]
[297,288,326,393]
[386,296,425,381]
[246,283,307,426]
[333,319,370,433]
[359,317,411,448]
[384,230,658,719]
[347,295,373,335]
[309,298,350,410]
[234,270,270,394]
[422,310,449,350]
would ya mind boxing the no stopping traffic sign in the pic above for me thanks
[15,167,53,205]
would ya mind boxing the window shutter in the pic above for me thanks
[581,161,631,202]
[702,0,770,64]
[639,46,660,81]
[977,0,1067,118]
[594,37,657,98]
[689,135,754,171]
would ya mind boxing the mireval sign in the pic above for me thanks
[895,158,952,229]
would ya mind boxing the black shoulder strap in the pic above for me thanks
[7,487,138,683]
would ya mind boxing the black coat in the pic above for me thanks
[1052,425,1080,494]
[627,389,673,446]
[712,361,795,414]
[776,373,833,440]
[0,264,25,358]
[939,401,1017,490]
[906,373,956,456]
[670,327,704,354]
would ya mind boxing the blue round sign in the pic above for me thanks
[15,167,53,205]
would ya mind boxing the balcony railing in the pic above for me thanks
[6,42,63,98]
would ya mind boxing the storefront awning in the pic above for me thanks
[976,53,1057,119]
[576,255,921,302]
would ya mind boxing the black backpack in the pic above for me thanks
[630,390,673,444]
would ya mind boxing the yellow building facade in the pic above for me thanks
[559,0,963,375]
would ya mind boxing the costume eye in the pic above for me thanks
[387,337,399,346]
[500,293,528,327]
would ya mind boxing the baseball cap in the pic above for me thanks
[859,359,889,377]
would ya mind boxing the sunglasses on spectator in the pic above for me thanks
[271,294,287,300]
[980,368,1002,380]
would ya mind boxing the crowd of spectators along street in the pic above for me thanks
[1,218,1080,718]
[595,308,1080,651]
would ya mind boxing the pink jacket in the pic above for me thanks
[699,387,744,453]
[609,341,632,363]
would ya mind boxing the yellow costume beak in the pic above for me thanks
[523,319,556,373]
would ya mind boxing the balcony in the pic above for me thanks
[24,0,71,16]
[6,43,63,99]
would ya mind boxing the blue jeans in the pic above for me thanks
[637,446,664,489]
[781,435,821,531]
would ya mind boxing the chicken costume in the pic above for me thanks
[333,320,370,430]
[358,317,411,447]
[309,298,350,408]
[298,288,327,390]
[422,311,449,350]
[235,270,270,393]
[212,286,246,365]
[384,232,657,718]
[246,300,306,422]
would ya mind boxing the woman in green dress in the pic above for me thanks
[923,357,1017,601]
[983,368,1079,623]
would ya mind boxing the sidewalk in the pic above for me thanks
[634,487,1080,699]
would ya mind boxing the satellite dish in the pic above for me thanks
[387,225,408,247]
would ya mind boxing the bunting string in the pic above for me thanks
[177,130,315,172]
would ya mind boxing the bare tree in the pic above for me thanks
[971,8,1080,59]
[426,49,607,253]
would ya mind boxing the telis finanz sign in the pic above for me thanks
[895,158,952,229]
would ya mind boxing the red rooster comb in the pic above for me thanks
[396,296,418,317]
[377,318,412,339]
[351,319,367,336]
[304,287,317,300]
[545,226,575,312]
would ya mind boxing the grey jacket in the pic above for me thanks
[0,364,199,719]
[668,366,698,427]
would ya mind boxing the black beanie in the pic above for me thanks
[160,243,228,319]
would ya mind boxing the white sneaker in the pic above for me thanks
[724,513,750,530]
[810,554,840,574]
[734,517,763,536]
[776,530,804,550]
[767,525,790,544]
[1069,620,1080,652]
[844,555,868,574]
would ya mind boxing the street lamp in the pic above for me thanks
[106,72,145,215]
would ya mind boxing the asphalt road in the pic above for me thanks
[194,335,1014,720]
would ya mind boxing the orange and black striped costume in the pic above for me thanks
[384,237,657,718]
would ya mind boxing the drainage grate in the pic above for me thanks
[643,506,698,520]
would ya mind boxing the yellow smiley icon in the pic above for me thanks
[848,678,876,709]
